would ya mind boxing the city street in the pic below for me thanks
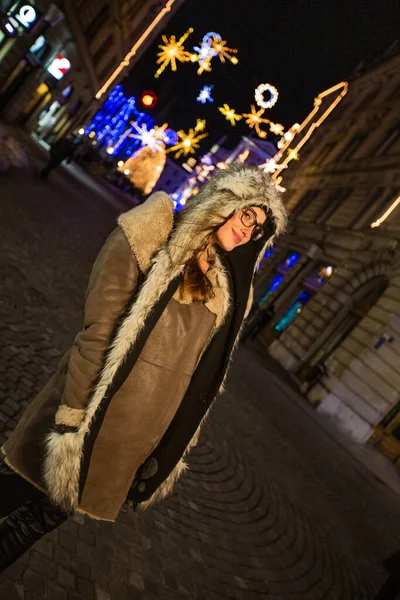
[1,137,400,600]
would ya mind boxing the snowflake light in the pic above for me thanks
[197,84,214,104]
[167,127,208,159]
[242,105,270,139]
[154,28,193,78]
[192,32,238,75]
[129,123,166,152]
[262,159,279,174]
[219,104,242,126]
[195,118,206,132]
[269,122,284,135]
[255,83,279,109]
[211,38,238,64]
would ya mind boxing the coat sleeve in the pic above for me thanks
[54,227,140,428]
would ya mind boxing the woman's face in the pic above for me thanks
[213,206,267,252]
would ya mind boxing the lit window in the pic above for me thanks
[257,274,284,306]
[274,291,312,332]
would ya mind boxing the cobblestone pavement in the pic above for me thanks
[1,136,400,599]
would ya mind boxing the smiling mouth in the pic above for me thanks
[232,228,242,244]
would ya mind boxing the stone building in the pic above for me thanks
[0,0,185,140]
[252,46,400,464]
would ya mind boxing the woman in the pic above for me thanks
[0,163,287,570]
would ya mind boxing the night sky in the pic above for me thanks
[123,0,399,150]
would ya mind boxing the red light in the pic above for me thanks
[140,90,157,109]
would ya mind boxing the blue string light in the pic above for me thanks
[85,85,154,159]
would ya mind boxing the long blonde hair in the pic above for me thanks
[172,206,229,302]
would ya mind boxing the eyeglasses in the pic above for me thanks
[240,208,266,241]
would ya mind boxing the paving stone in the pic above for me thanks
[45,581,68,600]
[22,568,45,595]
[57,565,76,590]
[76,577,94,599]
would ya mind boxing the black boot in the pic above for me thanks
[0,497,69,572]
[374,552,400,600]
[374,575,400,600]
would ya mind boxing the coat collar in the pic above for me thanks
[118,192,230,325]
[118,192,174,274]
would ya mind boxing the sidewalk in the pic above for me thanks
[247,337,400,499]
[1,124,139,214]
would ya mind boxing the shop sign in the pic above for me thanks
[47,54,71,80]
[7,1,41,32]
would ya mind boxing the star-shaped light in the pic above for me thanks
[269,122,285,135]
[211,38,238,64]
[262,159,279,174]
[195,118,206,132]
[167,127,208,159]
[197,84,214,104]
[154,28,193,78]
[218,104,242,126]
[242,104,270,138]
[287,148,300,161]
[129,123,166,152]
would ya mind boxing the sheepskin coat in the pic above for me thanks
[2,164,287,522]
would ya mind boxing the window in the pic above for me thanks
[291,188,320,218]
[93,35,114,66]
[256,247,275,272]
[350,187,386,229]
[85,6,110,44]
[98,56,116,82]
[273,263,335,333]
[257,251,301,307]
[258,274,284,305]
[274,291,312,332]
[313,144,335,167]
[373,123,400,156]
[340,134,367,161]
[315,187,352,225]
[353,90,375,113]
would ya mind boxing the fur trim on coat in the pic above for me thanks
[41,164,287,514]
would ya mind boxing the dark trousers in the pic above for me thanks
[374,552,400,599]
[0,461,69,572]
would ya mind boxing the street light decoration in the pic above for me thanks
[192,31,238,75]
[129,123,168,153]
[211,38,238,64]
[242,105,285,139]
[197,84,214,104]
[218,104,242,126]
[255,83,279,109]
[194,118,206,132]
[154,28,193,78]
[167,127,208,159]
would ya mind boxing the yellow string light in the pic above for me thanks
[154,28,193,78]
[96,0,178,99]
[218,104,242,126]
[371,195,400,228]
[269,81,349,182]
[166,127,208,159]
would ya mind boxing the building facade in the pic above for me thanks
[253,48,400,464]
[0,0,185,141]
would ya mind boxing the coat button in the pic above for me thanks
[141,457,158,479]
[131,479,138,489]
[138,482,146,493]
